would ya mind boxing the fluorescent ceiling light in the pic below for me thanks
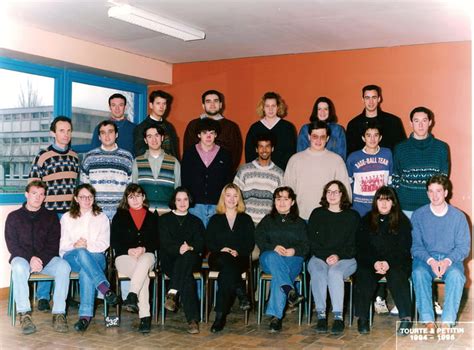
[108,4,205,42]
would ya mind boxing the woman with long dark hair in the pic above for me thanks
[159,187,205,334]
[307,180,359,335]
[354,186,412,334]
[297,96,346,160]
[205,183,255,333]
[255,186,308,332]
[60,184,118,332]
[110,183,159,333]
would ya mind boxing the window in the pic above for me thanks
[0,57,147,199]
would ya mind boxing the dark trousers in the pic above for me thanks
[208,252,249,315]
[161,251,201,322]
[354,265,411,320]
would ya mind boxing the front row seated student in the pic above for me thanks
[411,175,470,328]
[5,180,71,335]
[205,184,255,333]
[354,186,412,335]
[59,184,119,332]
[307,181,359,335]
[132,125,181,214]
[159,187,205,334]
[255,186,308,332]
[182,118,233,227]
[111,184,159,334]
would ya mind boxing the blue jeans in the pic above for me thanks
[259,251,304,319]
[63,248,108,317]
[189,204,216,228]
[11,256,71,314]
[412,256,465,324]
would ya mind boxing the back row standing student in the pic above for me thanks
[245,91,297,171]
[134,90,179,159]
[183,90,242,174]
[346,84,406,155]
[297,96,347,161]
[91,93,136,156]
[181,118,232,227]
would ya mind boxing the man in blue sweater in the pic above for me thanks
[411,175,470,328]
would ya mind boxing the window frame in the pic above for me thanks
[0,56,147,204]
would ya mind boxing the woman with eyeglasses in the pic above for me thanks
[255,186,308,332]
[205,183,255,333]
[158,187,205,334]
[110,183,159,333]
[354,186,412,335]
[307,180,359,335]
[60,184,118,332]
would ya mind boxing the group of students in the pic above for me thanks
[5,84,470,339]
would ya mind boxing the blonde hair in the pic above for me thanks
[216,183,246,214]
[256,91,287,118]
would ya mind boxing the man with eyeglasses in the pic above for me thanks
[81,120,134,220]
[132,125,181,214]
[181,118,232,227]
[284,120,351,221]
[28,116,79,312]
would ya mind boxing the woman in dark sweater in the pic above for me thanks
[111,184,159,333]
[205,183,255,333]
[255,186,308,332]
[159,187,205,334]
[354,186,412,335]
[307,180,359,335]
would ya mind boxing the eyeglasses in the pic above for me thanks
[77,195,93,201]
[327,190,341,196]
[128,194,143,200]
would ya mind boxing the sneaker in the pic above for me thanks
[52,313,69,333]
[315,318,328,334]
[287,289,304,308]
[104,290,119,306]
[357,318,370,334]
[74,318,90,332]
[138,316,151,333]
[434,301,443,316]
[19,312,36,335]
[164,293,178,312]
[123,292,139,313]
[269,316,282,332]
[374,296,389,314]
[37,299,51,312]
[390,306,399,315]
[331,319,345,335]
[187,320,200,334]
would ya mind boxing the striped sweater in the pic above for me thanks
[233,160,284,225]
[80,146,133,220]
[29,145,80,213]
[392,134,449,211]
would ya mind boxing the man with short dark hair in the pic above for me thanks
[411,175,469,328]
[91,93,136,155]
[133,125,180,213]
[284,121,351,221]
[181,118,232,227]
[81,120,133,220]
[5,180,71,335]
[183,90,242,173]
[346,85,406,155]
[134,90,179,158]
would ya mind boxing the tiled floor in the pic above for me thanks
[0,295,471,349]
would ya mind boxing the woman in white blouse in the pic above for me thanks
[60,184,118,332]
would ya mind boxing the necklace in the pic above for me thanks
[280,213,288,222]
[174,213,187,226]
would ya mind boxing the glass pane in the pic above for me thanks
[0,69,54,193]
[71,82,135,145]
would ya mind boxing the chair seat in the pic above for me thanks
[260,273,302,282]
[208,271,247,279]
[117,271,156,279]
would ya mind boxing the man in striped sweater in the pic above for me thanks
[29,116,80,312]
[81,120,134,220]
[132,125,181,214]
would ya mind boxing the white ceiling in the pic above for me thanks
[4,0,472,64]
